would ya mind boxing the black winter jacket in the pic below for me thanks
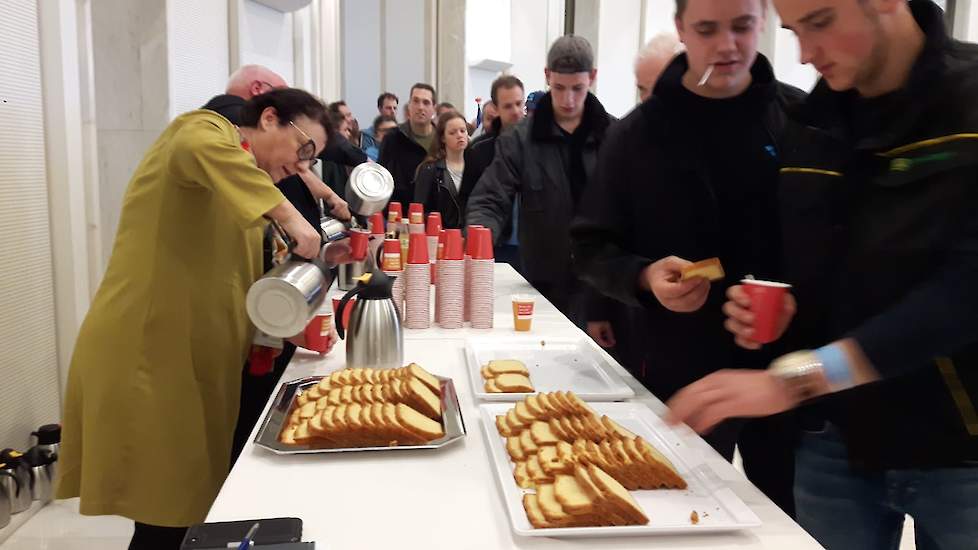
[466,93,613,315]
[777,0,978,470]
[379,122,432,207]
[571,53,805,399]
[413,159,465,229]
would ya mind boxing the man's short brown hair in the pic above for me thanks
[490,75,525,105]
[675,0,687,18]
[409,83,437,104]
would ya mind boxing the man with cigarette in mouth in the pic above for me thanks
[667,1,978,548]
[571,0,804,517]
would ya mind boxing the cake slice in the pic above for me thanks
[681,257,725,282]
[497,373,534,393]
[486,359,529,376]
[395,403,444,441]
[587,463,649,524]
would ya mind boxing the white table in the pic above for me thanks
[207,264,824,549]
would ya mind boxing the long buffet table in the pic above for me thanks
[207,263,824,549]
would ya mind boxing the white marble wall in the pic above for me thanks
[340,0,433,124]
[594,0,644,117]
[237,0,295,85]
[90,0,170,262]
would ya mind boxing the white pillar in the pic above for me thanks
[39,0,93,391]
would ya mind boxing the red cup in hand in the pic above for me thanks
[741,279,792,344]
[303,311,333,353]
[348,228,369,261]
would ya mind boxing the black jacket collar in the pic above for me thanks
[531,91,611,143]
[396,121,435,151]
[649,51,779,109]
[794,0,949,149]
[203,94,245,110]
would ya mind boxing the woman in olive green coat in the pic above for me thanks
[57,89,328,548]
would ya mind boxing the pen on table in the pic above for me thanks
[236,521,260,550]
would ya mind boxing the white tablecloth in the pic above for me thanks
[207,264,824,549]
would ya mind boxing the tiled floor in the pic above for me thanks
[0,497,917,550]
[1,499,132,550]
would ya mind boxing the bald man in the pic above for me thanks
[635,33,681,102]
[202,64,289,124]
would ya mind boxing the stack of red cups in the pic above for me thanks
[464,224,483,323]
[403,232,431,329]
[468,226,495,329]
[436,229,465,329]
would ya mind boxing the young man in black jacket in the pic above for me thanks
[460,75,526,263]
[379,83,437,207]
[467,36,614,324]
[669,1,978,548]
[571,0,805,517]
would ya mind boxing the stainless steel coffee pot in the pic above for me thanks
[0,451,31,514]
[0,466,16,528]
[24,447,56,503]
[335,270,403,369]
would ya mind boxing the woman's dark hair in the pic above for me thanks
[416,110,466,177]
[240,88,331,138]
[327,110,347,133]
[373,114,397,132]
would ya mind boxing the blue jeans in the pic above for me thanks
[795,425,978,550]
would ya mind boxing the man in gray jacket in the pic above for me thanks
[466,35,613,324]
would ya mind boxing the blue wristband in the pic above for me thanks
[814,344,854,387]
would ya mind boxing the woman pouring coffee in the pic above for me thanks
[56,88,328,549]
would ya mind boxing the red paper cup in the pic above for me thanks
[409,203,424,224]
[426,212,443,236]
[473,227,494,260]
[248,346,275,376]
[444,229,464,260]
[740,279,792,344]
[332,296,357,330]
[349,228,369,261]
[465,225,484,257]
[369,213,385,235]
[437,230,447,260]
[303,310,333,353]
[382,239,402,271]
[407,232,430,264]
[388,202,402,224]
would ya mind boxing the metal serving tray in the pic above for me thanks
[254,374,466,454]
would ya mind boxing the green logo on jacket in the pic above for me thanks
[890,151,957,172]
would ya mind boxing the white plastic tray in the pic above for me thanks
[465,336,635,402]
[478,402,762,537]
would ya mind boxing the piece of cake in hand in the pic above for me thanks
[680,257,725,282]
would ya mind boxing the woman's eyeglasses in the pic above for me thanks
[290,121,319,168]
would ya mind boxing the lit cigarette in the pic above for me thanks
[698,65,714,86]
